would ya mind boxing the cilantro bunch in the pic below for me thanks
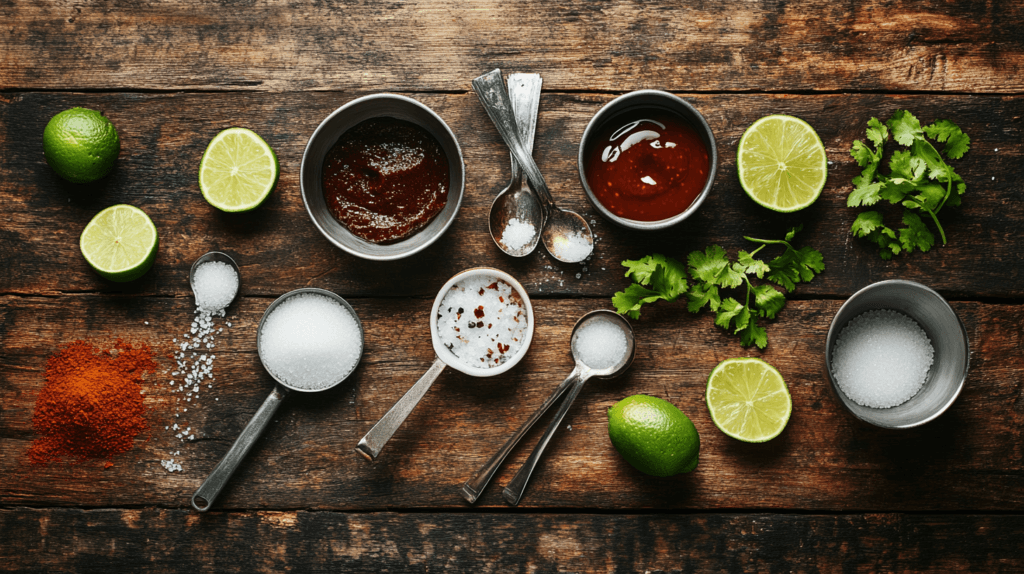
[612,226,824,348]
[848,110,970,259]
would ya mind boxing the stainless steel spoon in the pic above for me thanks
[473,69,595,264]
[488,73,544,257]
[189,251,241,308]
[501,310,635,506]
[190,288,364,512]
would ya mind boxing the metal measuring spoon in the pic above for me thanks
[501,310,634,506]
[489,73,544,257]
[355,268,535,460]
[473,69,595,264]
[189,251,241,308]
[190,288,364,512]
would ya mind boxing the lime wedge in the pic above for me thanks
[706,357,792,442]
[737,115,827,212]
[198,127,279,212]
[80,204,159,282]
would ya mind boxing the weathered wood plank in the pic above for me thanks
[1,92,1021,298]
[2,1,1022,93]
[1,508,1022,573]
[1,295,1020,511]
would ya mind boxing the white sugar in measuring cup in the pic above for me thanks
[191,287,364,512]
[355,267,534,460]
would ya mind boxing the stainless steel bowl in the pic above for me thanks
[825,280,970,428]
[577,90,717,230]
[300,94,465,261]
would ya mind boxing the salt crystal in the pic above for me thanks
[436,275,528,368]
[831,309,934,408]
[574,319,627,370]
[501,217,536,251]
[259,293,361,390]
[549,230,593,262]
[193,261,239,312]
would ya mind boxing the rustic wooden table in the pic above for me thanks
[2,1,1022,572]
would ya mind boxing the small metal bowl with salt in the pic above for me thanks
[355,267,534,460]
[189,251,240,312]
[825,279,970,429]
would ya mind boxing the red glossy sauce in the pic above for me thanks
[584,110,709,221]
[322,117,449,243]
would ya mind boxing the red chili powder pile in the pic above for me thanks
[28,339,157,465]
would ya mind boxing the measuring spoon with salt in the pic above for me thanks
[474,69,595,264]
[189,251,241,309]
[190,287,363,512]
[488,73,544,257]
[355,268,534,460]
[500,310,635,506]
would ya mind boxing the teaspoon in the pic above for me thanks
[473,69,595,264]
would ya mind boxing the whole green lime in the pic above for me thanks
[607,394,700,477]
[43,107,121,183]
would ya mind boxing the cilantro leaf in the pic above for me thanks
[612,255,688,318]
[715,297,744,330]
[866,117,889,148]
[887,110,923,146]
[688,245,743,288]
[847,178,883,207]
[766,244,825,291]
[752,283,786,319]
[685,282,720,313]
[739,317,768,349]
[850,139,877,167]
[924,119,971,160]
[736,250,770,278]
[898,211,934,253]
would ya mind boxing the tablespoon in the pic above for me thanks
[489,73,544,257]
[473,69,595,264]
[502,310,635,506]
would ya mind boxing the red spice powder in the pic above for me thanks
[28,340,156,465]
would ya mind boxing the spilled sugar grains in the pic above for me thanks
[436,276,527,368]
[831,309,934,408]
[28,340,156,465]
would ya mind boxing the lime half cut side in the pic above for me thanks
[706,357,792,443]
[737,114,827,212]
[80,204,159,282]
[198,127,279,212]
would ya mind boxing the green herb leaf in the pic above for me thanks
[752,283,786,319]
[613,255,688,319]
[865,117,889,147]
[887,110,923,146]
[898,211,935,253]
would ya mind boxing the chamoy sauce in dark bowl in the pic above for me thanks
[322,117,449,244]
[583,110,709,222]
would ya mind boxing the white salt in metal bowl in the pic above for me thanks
[356,267,534,459]
[824,280,970,429]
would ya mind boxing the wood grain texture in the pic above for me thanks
[2,1,1022,93]
[1,92,1021,298]
[1,295,1020,511]
[1,508,1022,573]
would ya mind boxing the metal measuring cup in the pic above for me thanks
[190,287,364,512]
[355,267,535,460]
[500,310,635,506]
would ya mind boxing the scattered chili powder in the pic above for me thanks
[28,340,156,465]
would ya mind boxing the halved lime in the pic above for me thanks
[706,357,792,442]
[198,127,279,212]
[737,115,827,212]
[80,204,159,282]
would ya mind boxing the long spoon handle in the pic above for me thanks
[459,371,576,504]
[191,384,289,512]
[473,69,556,208]
[356,356,447,460]
[508,72,542,180]
[502,366,589,506]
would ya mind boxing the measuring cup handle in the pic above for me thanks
[460,369,575,504]
[191,385,289,512]
[355,356,447,461]
[502,366,588,506]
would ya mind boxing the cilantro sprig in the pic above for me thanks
[612,226,824,348]
[848,110,970,259]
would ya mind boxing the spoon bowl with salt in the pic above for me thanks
[189,251,241,310]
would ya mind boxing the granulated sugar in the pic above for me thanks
[436,275,527,368]
[574,319,627,370]
[259,293,361,390]
[831,309,934,408]
[550,230,593,262]
[501,217,536,251]
[193,261,238,312]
